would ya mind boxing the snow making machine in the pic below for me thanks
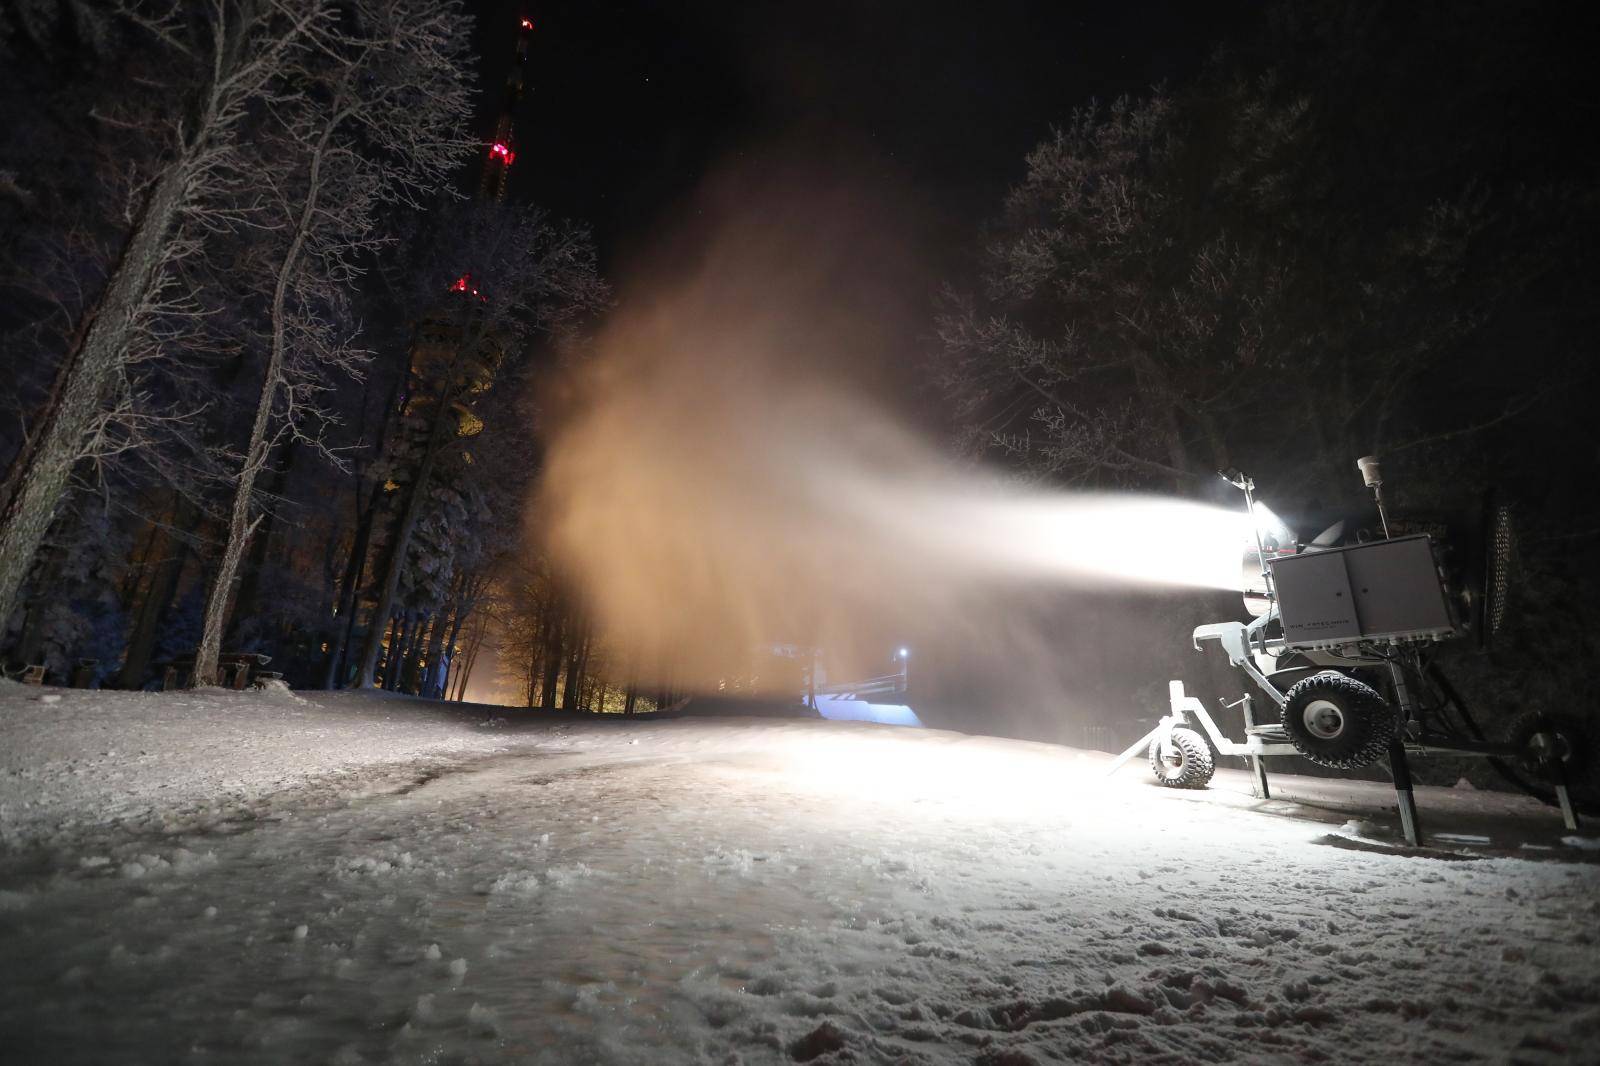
[1109,456,1593,846]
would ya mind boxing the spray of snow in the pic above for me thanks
[538,173,1249,692]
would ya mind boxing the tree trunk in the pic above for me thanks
[450,611,486,702]
[523,588,547,706]
[324,481,383,687]
[539,607,564,710]
[116,498,195,689]
[351,308,483,688]
[11,543,65,669]
[322,331,417,688]
[0,159,191,629]
[382,610,411,690]
[420,604,449,698]
[403,610,433,693]
[395,611,421,692]
[449,620,469,701]
[434,583,472,700]
[576,632,593,708]
[194,118,333,687]
[358,460,429,690]
[352,418,449,689]
[560,615,586,712]
[228,441,295,641]
[453,619,485,702]
[443,593,470,667]
[420,571,465,682]
[395,610,422,691]
[119,516,164,609]
[374,611,398,685]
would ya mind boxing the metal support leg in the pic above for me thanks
[1529,714,1582,832]
[1556,783,1580,832]
[1547,748,1581,832]
[1383,658,1423,846]
[1249,756,1271,800]
[1237,694,1269,799]
[1105,725,1162,777]
[1388,739,1421,846]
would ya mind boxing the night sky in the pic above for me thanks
[470,1,1259,273]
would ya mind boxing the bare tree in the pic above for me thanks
[191,0,474,686]
[0,0,338,632]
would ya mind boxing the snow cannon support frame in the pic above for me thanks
[1106,460,1588,847]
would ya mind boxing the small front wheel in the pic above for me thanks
[1148,726,1215,789]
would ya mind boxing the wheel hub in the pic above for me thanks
[1302,699,1345,741]
[1526,728,1572,765]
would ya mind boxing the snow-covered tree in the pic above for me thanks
[348,201,605,689]
[933,85,1306,491]
[0,0,343,638]
[935,61,1562,501]
[191,0,475,687]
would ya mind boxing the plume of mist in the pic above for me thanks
[535,167,1250,721]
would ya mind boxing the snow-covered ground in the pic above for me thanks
[2,684,1597,1064]
[0,681,551,850]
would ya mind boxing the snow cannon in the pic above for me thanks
[1107,457,1592,847]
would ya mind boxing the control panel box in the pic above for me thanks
[1268,534,1455,649]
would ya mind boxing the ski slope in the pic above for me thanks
[2,684,1596,1064]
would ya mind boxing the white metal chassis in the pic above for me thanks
[1104,605,1300,787]
[1104,679,1294,796]
[1105,607,1583,843]
[1108,473,1581,845]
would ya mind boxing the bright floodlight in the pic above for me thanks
[1251,501,1294,550]
[898,647,909,658]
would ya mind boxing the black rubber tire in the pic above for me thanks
[1280,673,1395,769]
[1148,727,1215,789]
[1504,711,1598,798]
[1477,502,1515,650]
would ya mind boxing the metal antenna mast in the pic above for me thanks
[479,13,535,203]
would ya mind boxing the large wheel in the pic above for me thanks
[1148,727,1215,789]
[1280,673,1395,769]
[1476,501,1515,649]
[1505,711,1597,791]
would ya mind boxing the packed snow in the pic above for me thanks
[2,684,1598,1064]
[0,681,540,850]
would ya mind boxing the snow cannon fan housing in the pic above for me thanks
[1267,535,1458,651]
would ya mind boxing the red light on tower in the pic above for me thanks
[449,274,487,301]
[482,16,531,202]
